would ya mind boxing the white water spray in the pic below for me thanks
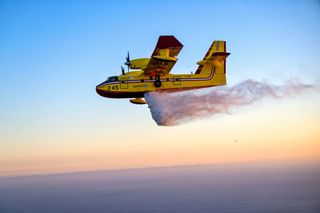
[144,79,312,126]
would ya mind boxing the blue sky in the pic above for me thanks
[0,0,319,175]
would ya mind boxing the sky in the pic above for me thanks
[0,0,320,176]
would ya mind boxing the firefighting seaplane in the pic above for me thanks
[96,35,230,104]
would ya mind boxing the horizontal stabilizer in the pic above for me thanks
[195,40,229,74]
[197,52,230,67]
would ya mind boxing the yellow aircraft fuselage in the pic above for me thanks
[96,37,229,103]
[96,66,225,98]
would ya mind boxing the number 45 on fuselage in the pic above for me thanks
[96,35,230,104]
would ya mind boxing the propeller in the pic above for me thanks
[121,66,125,75]
[124,51,131,71]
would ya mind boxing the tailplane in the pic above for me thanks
[195,40,230,75]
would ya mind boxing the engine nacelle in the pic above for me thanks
[129,58,150,69]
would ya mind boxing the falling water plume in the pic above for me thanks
[144,79,313,126]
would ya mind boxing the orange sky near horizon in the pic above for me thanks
[1,91,319,176]
[1,1,320,177]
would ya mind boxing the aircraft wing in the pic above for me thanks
[143,35,183,76]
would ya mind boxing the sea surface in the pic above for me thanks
[0,161,319,213]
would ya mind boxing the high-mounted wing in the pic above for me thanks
[143,36,183,76]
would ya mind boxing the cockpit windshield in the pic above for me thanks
[106,76,118,82]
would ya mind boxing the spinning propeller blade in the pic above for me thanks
[121,66,125,75]
[124,51,131,71]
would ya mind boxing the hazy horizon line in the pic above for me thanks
[1,158,319,179]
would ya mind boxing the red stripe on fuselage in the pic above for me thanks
[96,88,145,98]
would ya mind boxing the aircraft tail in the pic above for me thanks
[195,40,230,75]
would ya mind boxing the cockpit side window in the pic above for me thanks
[106,76,118,82]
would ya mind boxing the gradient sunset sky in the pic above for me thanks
[1,0,320,176]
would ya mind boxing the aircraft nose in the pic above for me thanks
[96,85,105,96]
